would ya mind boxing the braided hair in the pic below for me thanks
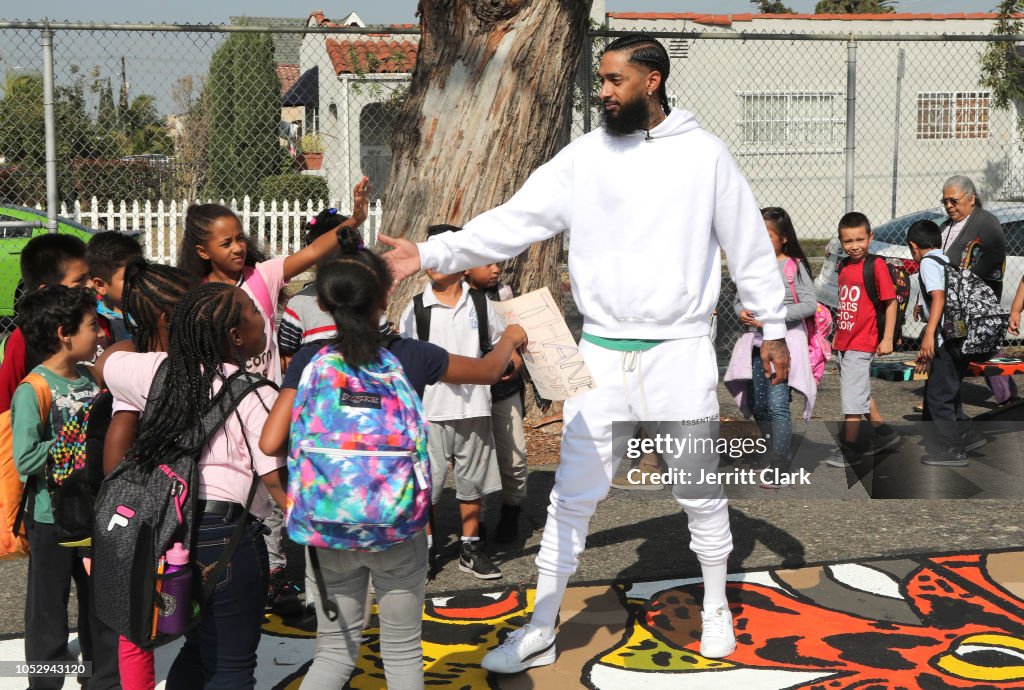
[603,34,672,116]
[129,282,253,467]
[316,227,391,369]
[121,258,200,353]
[178,203,268,279]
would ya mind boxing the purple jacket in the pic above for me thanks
[723,325,817,422]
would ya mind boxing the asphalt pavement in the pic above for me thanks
[2,358,1020,638]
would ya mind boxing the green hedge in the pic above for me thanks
[256,174,329,202]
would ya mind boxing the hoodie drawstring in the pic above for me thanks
[620,350,652,420]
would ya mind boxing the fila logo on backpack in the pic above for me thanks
[286,345,431,552]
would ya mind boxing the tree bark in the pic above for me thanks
[380,0,592,421]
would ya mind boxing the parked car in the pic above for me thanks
[814,203,1024,342]
[0,205,114,317]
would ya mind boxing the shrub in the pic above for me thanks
[256,174,329,202]
[299,134,322,153]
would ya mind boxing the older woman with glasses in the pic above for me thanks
[934,175,1017,406]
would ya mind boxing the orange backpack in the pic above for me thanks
[0,373,53,559]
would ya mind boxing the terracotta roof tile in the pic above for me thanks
[276,63,300,96]
[325,37,417,75]
[608,12,1014,25]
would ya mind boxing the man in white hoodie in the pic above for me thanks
[381,34,790,673]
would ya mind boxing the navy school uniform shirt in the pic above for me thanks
[282,338,449,398]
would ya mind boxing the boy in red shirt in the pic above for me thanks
[829,212,902,467]
[0,234,90,413]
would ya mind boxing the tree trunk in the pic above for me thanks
[381,0,592,422]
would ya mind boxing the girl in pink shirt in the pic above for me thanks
[93,259,199,690]
[103,283,285,689]
[176,177,369,385]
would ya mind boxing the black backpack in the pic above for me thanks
[918,255,1010,359]
[92,363,274,648]
[42,389,113,545]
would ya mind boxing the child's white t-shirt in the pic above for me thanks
[240,258,287,384]
[399,282,503,421]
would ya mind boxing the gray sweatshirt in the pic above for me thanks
[734,258,816,328]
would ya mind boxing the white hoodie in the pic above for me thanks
[417,109,787,341]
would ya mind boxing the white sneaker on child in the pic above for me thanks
[480,624,557,674]
[700,605,736,658]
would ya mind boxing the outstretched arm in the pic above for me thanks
[260,388,295,459]
[382,145,574,279]
[283,177,370,281]
[442,325,528,385]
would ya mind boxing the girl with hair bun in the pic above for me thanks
[259,228,527,690]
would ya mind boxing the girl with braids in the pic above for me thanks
[380,33,791,673]
[177,176,369,385]
[103,283,286,689]
[258,228,527,690]
[179,180,367,603]
[92,259,199,690]
[725,208,818,488]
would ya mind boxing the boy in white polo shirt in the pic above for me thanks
[399,224,505,579]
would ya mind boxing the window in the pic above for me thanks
[304,106,320,136]
[739,92,842,150]
[916,91,989,140]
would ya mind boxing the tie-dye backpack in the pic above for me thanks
[287,344,430,552]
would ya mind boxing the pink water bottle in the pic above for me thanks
[157,542,192,635]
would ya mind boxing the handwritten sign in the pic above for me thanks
[491,288,595,400]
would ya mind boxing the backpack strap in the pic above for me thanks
[12,372,54,537]
[413,293,430,342]
[307,546,338,621]
[861,254,880,306]
[917,254,950,308]
[783,258,800,303]
[469,288,492,356]
[191,372,277,603]
[861,255,888,342]
[242,266,276,332]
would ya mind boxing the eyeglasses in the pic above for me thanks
[941,196,964,206]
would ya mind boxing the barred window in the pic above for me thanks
[916,92,989,140]
[739,92,842,150]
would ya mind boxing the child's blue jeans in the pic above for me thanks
[750,346,793,462]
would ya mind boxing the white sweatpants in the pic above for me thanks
[535,336,732,581]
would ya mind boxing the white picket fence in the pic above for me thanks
[40,197,384,264]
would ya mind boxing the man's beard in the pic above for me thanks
[602,93,652,136]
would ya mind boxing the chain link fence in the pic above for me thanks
[1,19,1022,356]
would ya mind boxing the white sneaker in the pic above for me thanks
[700,605,736,658]
[480,624,557,674]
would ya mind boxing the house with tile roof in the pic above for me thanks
[299,4,606,205]
[602,12,1021,237]
[297,10,419,202]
